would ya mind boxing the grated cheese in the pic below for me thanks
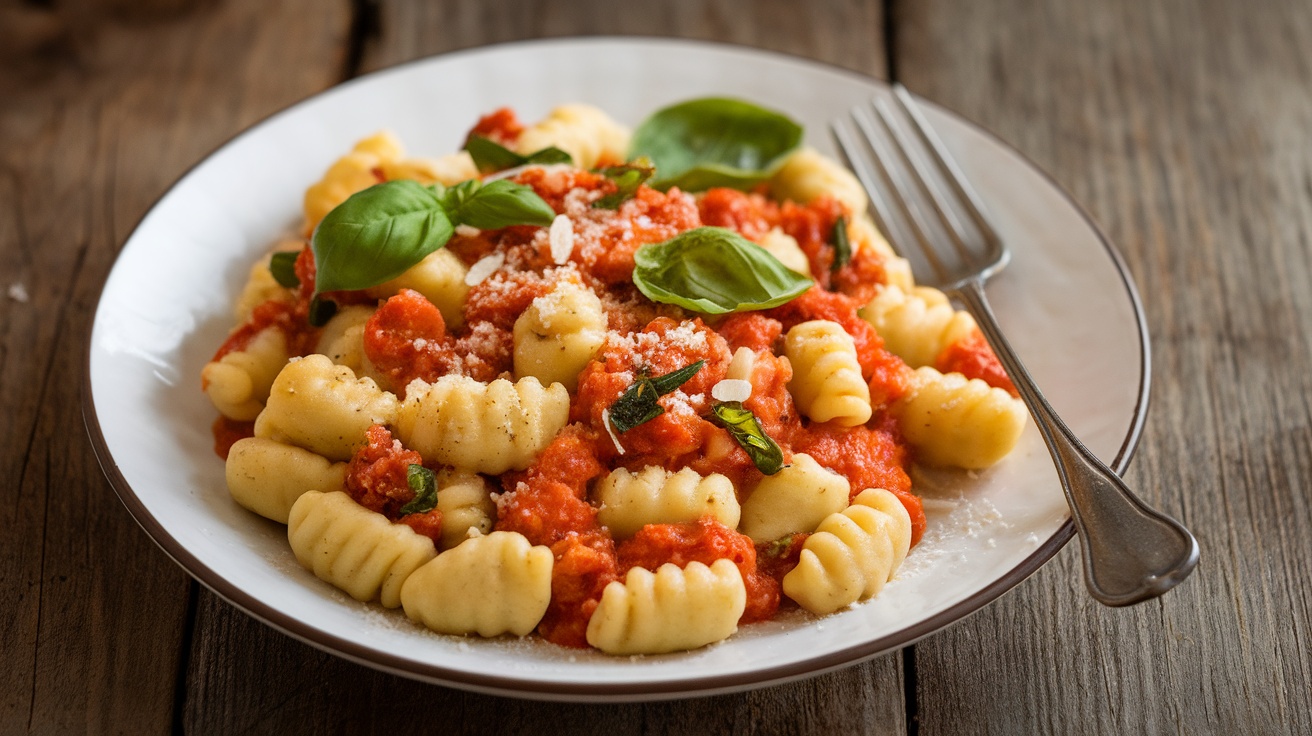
[464,252,505,286]
[711,379,752,403]
[549,214,575,264]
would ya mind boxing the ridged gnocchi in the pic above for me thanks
[585,560,746,655]
[255,355,399,462]
[594,466,740,539]
[400,531,553,637]
[785,320,872,426]
[225,437,347,524]
[514,104,630,170]
[394,375,569,474]
[513,280,607,392]
[782,488,912,614]
[894,366,1027,469]
[202,327,291,421]
[287,490,437,608]
[739,453,849,543]
[862,284,977,368]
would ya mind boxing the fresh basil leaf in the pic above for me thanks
[831,216,851,273]
[607,360,705,433]
[710,401,784,475]
[593,157,655,209]
[464,135,573,174]
[442,179,556,230]
[633,227,812,314]
[629,97,803,191]
[399,463,438,515]
[269,251,300,288]
[307,295,337,327]
[312,180,453,293]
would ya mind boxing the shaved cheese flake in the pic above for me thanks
[549,214,575,265]
[711,379,753,403]
[464,252,505,286]
[601,408,626,455]
[454,224,481,238]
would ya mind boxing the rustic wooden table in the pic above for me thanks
[4,0,1309,732]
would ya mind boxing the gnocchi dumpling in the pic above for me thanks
[594,466,740,539]
[313,305,375,375]
[433,470,497,550]
[233,243,298,322]
[394,375,569,475]
[757,228,811,276]
[782,488,912,615]
[302,132,403,233]
[515,104,630,170]
[287,490,437,608]
[202,327,291,421]
[862,284,977,368]
[377,151,479,187]
[225,437,347,524]
[585,559,746,655]
[254,354,399,462]
[738,453,849,543]
[512,280,607,392]
[894,366,1026,469]
[400,531,553,637]
[769,146,867,215]
[785,320,872,426]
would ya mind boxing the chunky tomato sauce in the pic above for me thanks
[345,425,443,544]
[936,329,1018,397]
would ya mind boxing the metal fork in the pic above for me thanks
[833,84,1199,606]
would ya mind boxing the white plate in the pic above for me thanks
[85,38,1148,701]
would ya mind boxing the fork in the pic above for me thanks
[832,83,1199,606]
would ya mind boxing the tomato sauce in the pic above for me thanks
[344,425,443,546]
[465,107,523,146]
[538,531,618,648]
[936,329,1018,397]
[211,416,254,460]
[362,289,458,394]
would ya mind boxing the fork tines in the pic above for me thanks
[831,84,1007,292]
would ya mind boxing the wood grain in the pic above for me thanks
[897,0,1312,732]
[0,0,349,732]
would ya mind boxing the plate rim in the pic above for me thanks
[81,35,1151,701]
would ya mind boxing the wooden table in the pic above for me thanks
[4,0,1309,732]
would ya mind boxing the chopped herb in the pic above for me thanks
[269,251,300,288]
[464,135,573,174]
[399,464,438,515]
[307,295,337,327]
[830,216,851,274]
[607,360,706,433]
[593,157,655,209]
[710,401,785,475]
[764,533,804,559]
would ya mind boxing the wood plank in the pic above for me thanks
[178,1,910,732]
[897,0,1312,731]
[0,0,350,731]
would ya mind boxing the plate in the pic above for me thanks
[84,37,1148,701]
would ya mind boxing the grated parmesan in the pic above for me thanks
[549,214,575,265]
[464,252,505,286]
[711,379,752,403]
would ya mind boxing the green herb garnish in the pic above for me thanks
[607,360,705,433]
[269,251,300,288]
[593,157,655,209]
[628,97,802,191]
[710,401,785,475]
[398,464,438,515]
[632,227,811,314]
[311,178,555,295]
[464,135,572,174]
[831,216,851,274]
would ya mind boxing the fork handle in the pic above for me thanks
[953,279,1199,606]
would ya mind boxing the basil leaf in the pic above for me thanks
[464,135,572,174]
[442,179,556,230]
[633,227,812,314]
[399,464,438,515]
[307,295,337,327]
[269,251,300,288]
[831,216,851,273]
[710,401,784,475]
[629,97,802,191]
[593,157,655,209]
[312,180,453,293]
[608,360,705,433]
